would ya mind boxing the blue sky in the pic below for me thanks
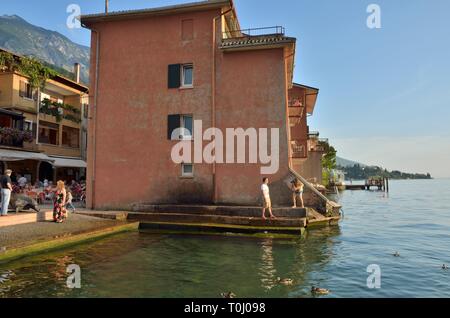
[2,0,449,177]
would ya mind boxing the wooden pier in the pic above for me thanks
[345,177,389,192]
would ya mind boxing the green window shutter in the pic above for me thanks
[168,64,181,89]
[168,114,181,140]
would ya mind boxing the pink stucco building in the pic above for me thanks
[81,0,325,210]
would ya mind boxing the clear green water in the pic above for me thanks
[1,179,449,298]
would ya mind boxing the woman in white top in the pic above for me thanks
[261,177,276,220]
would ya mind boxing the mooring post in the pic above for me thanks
[386,178,389,192]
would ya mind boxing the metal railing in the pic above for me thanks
[290,140,307,158]
[0,127,32,148]
[223,26,285,39]
[308,131,320,136]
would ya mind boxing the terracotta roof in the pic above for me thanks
[291,83,320,115]
[293,83,319,92]
[81,0,231,25]
[220,34,296,50]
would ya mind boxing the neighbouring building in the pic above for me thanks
[0,48,89,184]
[289,83,327,184]
[81,0,327,210]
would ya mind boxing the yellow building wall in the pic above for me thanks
[0,73,14,107]
[11,73,37,112]
[0,72,85,158]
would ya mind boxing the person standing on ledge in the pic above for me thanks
[261,177,276,220]
[1,169,13,216]
[291,178,305,208]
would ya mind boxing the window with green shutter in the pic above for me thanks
[168,114,193,140]
[168,114,181,139]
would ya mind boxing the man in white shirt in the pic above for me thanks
[261,177,275,220]
[18,175,28,188]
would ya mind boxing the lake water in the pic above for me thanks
[1,179,449,298]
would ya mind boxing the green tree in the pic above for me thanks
[320,141,337,185]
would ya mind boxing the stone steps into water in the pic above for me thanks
[132,204,306,218]
[126,212,307,227]
[139,221,305,236]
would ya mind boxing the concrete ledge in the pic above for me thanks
[132,204,307,218]
[0,221,139,264]
[0,211,53,228]
[127,213,307,227]
[139,222,305,237]
[307,216,341,228]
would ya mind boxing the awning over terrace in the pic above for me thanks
[0,149,53,162]
[50,156,87,168]
[0,150,86,168]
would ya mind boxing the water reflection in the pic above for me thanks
[2,180,446,297]
[0,228,342,298]
[259,238,276,290]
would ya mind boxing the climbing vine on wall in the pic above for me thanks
[0,51,57,89]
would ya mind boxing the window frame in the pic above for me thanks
[168,114,194,141]
[181,64,194,88]
[181,163,194,178]
[180,114,193,140]
[61,125,80,149]
[38,120,59,146]
[19,80,34,100]
[24,120,33,132]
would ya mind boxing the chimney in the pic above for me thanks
[105,0,109,14]
[74,63,81,83]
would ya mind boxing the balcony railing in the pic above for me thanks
[308,131,320,139]
[40,99,81,124]
[223,26,285,39]
[290,139,307,159]
[308,137,328,153]
[0,127,33,148]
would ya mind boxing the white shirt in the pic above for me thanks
[18,177,27,187]
[261,183,270,198]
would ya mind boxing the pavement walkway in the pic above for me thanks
[0,213,138,263]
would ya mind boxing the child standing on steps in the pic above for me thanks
[291,178,305,208]
[65,189,76,213]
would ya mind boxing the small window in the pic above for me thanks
[181,64,193,87]
[181,19,194,40]
[168,114,193,140]
[24,120,33,132]
[19,80,34,99]
[181,163,194,177]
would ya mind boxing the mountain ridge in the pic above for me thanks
[0,14,90,84]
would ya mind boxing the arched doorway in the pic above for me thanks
[39,161,54,182]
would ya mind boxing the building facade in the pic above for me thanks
[289,83,326,184]
[82,0,325,209]
[0,49,89,183]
